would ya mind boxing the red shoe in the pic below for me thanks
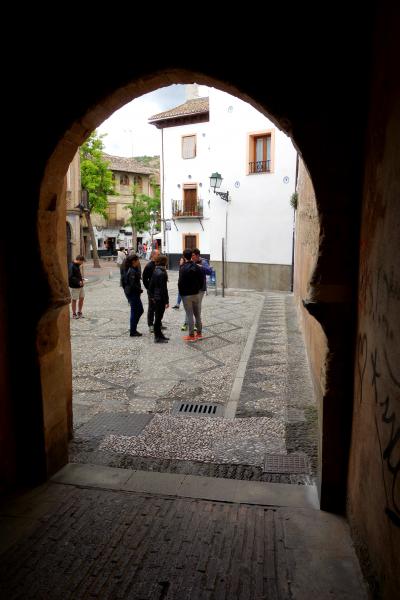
[195,332,203,339]
[182,334,197,342]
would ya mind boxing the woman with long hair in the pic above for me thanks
[121,254,144,337]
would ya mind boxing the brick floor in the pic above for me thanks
[0,482,367,599]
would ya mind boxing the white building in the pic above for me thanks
[149,85,297,291]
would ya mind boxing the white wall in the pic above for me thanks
[161,87,297,265]
[162,121,211,254]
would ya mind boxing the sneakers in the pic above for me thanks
[130,331,143,337]
[172,305,180,309]
[77,312,84,318]
[181,324,196,332]
[155,337,168,343]
[72,313,78,319]
[195,332,203,339]
[182,334,197,342]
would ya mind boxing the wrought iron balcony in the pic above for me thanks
[249,160,271,174]
[172,199,203,218]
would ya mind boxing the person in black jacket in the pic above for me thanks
[178,248,204,341]
[68,255,85,319]
[148,254,170,343]
[142,249,158,333]
[121,254,144,337]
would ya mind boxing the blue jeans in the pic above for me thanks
[176,292,182,305]
[129,294,144,333]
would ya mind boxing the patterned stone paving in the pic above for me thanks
[70,271,318,481]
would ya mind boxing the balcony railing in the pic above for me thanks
[106,218,126,228]
[249,160,271,174]
[172,199,203,218]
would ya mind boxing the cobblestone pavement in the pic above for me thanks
[70,267,318,483]
[0,482,367,600]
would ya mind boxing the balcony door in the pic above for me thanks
[183,185,197,215]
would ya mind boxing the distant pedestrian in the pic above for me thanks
[68,255,86,319]
[117,247,126,272]
[148,254,170,343]
[121,254,144,337]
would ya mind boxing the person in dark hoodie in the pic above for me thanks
[68,255,85,319]
[142,249,159,333]
[148,254,170,344]
[121,254,144,337]
[178,248,204,341]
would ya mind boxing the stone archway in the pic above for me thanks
[33,69,361,516]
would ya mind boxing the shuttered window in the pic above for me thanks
[182,135,196,159]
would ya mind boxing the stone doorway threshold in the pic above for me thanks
[51,462,319,510]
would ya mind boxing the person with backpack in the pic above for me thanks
[68,255,85,319]
[120,254,144,337]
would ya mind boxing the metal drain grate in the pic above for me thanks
[76,412,153,437]
[172,401,223,417]
[263,454,310,474]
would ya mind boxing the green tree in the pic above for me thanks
[125,178,160,251]
[80,131,115,267]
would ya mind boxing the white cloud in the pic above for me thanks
[97,84,209,158]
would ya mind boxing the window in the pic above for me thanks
[249,132,272,173]
[108,205,117,219]
[134,175,143,192]
[182,135,196,159]
[120,173,129,185]
[183,234,198,251]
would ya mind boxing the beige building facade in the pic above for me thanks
[90,154,159,253]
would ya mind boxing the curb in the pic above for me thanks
[224,294,265,419]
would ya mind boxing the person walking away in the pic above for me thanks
[68,255,85,319]
[148,254,170,343]
[178,249,204,342]
[142,249,159,333]
[121,254,144,337]
[117,247,126,273]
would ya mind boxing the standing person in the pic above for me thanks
[117,247,126,272]
[172,256,185,309]
[142,249,159,333]
[148,254,170,343]
[68,255,86,319]
[178,249,204,342]
[192,247,212,316]
[121,254,144,337]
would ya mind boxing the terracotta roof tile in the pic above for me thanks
[103,154,158,176]
[148,97,209,122]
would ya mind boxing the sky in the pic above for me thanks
[97,84,209,158]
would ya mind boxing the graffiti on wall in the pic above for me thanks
[357,266,400,527]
